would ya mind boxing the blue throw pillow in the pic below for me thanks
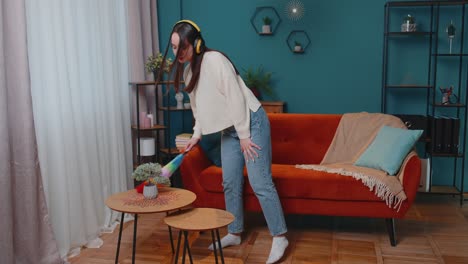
[199,132,222,167]
[354,126,422,175]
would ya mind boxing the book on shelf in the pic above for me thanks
[451,117,460,154]
[432,116,460,154]
[433,116,444,153]
[442,116,452,153]
[175,133,192,151]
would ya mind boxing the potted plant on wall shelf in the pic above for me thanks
[294,41,303,52]
[242,66,274,100]
[145,53,173,81]
[262,16,272,34]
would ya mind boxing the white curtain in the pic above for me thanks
[25,0,132,258]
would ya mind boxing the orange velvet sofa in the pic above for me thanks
[180,113,421,246]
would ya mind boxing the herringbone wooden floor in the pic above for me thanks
[69,194,468,264]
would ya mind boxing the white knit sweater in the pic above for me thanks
[184,51,261,139]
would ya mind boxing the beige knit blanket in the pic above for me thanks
[296,112,416,210]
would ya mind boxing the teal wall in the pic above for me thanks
[158,0,383,113]
[157,0,468,190]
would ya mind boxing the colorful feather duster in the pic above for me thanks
[161,153,186,178]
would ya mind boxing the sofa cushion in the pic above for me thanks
[198,164,382,202]
[269,114,341,165]
[355,126,423,175]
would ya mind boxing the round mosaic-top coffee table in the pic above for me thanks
[106,187,196,264]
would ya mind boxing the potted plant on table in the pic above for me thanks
[132,163,171,198]
[242,65,274,100]
[262,16,272,34]
[145,53,173,81]
[142,178,159,199]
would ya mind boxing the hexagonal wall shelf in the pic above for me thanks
[250,6,282,36]
[286,30,310,54]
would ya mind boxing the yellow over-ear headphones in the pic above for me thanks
[175,19,203,55]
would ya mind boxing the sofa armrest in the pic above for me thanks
[399,154,421,207]
[180,145,213,194]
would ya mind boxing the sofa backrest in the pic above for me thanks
[269,113,342,165]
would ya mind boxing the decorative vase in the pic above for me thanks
[401,23,417,32]
[175,92,184,109]
[139,112,151,129]
[262,25,271,34]
[143,184,158,199]
[447,20,456,54]
[401,14,416,32]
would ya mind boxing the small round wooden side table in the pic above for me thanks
[164,208,235,264]
[105,187,196,264]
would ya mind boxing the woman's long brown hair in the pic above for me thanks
[158,21,239,94]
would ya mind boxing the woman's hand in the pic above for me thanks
[185,137,200,152]
[240,138,261,162]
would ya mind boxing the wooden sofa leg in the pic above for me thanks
[385,218,397,246]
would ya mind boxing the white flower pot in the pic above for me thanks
[143,185,158,199]
[294,46,302,52]
[262,25,271,34]
[401,23,417,32]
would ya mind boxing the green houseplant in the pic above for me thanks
[242,66,274,99]
[145,53,173,80]
[132,162,171,187]
[262,16,272,34]
[263,16,272,26]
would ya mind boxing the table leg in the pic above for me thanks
[168,226,175,253]
[174,230,182,264]
[216,229,226,264]
[132,214,138,264]
[210,230,219,264]
[183,231,193,264]
[115,212,125,264]
[166,212,175,254]
[182,232,187,264]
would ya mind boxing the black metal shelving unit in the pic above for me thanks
[129,80,191,187]
[159,85,191,162]
[130,81,166,167]
[129,81,190,164]
[382,1,468,205]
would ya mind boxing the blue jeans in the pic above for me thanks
[221,107,287,236]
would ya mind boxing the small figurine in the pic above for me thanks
[439,86,458,105]
[446,20,456,54]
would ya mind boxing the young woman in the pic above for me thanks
[160,20,288,264]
